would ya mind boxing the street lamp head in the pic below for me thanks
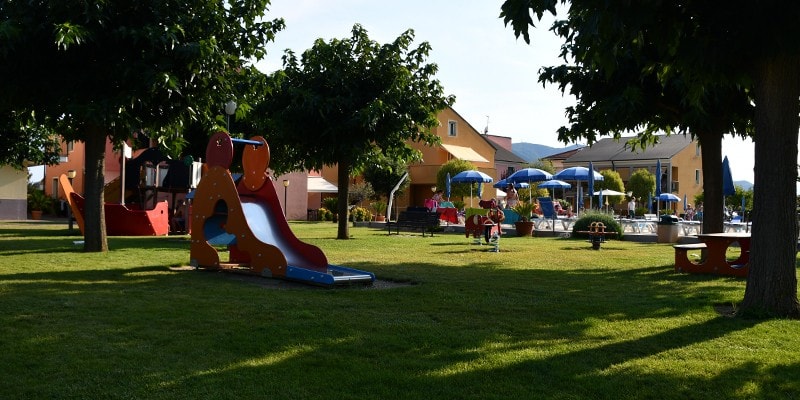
[283,179,290,187]
[67,170,77,179]
[224,100,237,116]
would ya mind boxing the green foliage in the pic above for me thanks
[362,156,410,200]
[596,169,625,205]
[0,1,285,251]
[348,206,372,222]
[437,159,476,199]
[322,197,338,213]
[452,200,465,211]
[348,181,374,206]
[259,24,453,239]
[518,187,548,202]
[317,207,333,221]
[27,188,53,213]
[262,24,453,174]
[0,115,61,169]
[527,159,555,173]
[512,201,535,222]
[628,169,656,201]
[695,185,753,213]
[370,201,387,215]
[571,211,623,240]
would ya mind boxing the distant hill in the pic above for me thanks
[734,180,753,191]
[512,142,583,162]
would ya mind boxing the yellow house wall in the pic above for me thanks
[320,107,498,212]
[0,166,29,219]
[563,139,702,214]
[408,108,496,207]
[669,142,703,207]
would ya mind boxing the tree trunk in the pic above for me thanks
[698,131,725,234]
[82,128,108,252]
[336,160,351,240]
[740,55,800,318]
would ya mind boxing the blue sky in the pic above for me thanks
[254,0,757,185]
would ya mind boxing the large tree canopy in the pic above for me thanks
[501,0,752,235]
[260,24,454,239]
[500,1,800,317]
[0,1,283,251]
[0,113,61,169]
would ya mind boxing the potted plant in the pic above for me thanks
[27,189,53,220]
[512,201,535,236]
[371,201,387,222]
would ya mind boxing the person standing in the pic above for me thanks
[506,183,519,208]
[627,197,636,218]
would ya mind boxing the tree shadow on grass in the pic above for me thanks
[0,238,783,399]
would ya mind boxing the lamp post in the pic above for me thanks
[66,170,77,232]
[224,100,237,132]
[282,179,290,217]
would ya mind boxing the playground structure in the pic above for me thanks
[60,174,170,236]
[189,131,375,286]
[59,146,197,236]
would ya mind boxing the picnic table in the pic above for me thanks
[673,232,751,277]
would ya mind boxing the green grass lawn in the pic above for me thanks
[1,220,799,399]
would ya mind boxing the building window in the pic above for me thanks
[52,178,59,199]
[448,120,457,137]
[695,169,701,184]
[695,143,700,156]
[67,141,74,153]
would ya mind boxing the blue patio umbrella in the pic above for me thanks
[507,168,553,182]
[722,156,735,196]
[588,162,595,209]
[450,170,493,207]
[658,193,681,202]
[477,182,483,199]
[553,166,604,181]
[538,180,571,199]
[655,159,662,213]
[507,168,553,202]
[658,192,681,214]
[445,172,451,200]
[493,178,529,190]
[655,159,662,196]
[554,167,603,214]
[598,189,603,211]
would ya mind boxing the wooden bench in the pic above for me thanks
[386,211,441,237]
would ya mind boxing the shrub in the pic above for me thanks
[27,189,54,214]
[370,201,387,216]
[322,197,338,213]
[317,207,333,221]
[348,206,372,222]
[348,182,374,206]
[511,201,535,222]
[571,211,623,239]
